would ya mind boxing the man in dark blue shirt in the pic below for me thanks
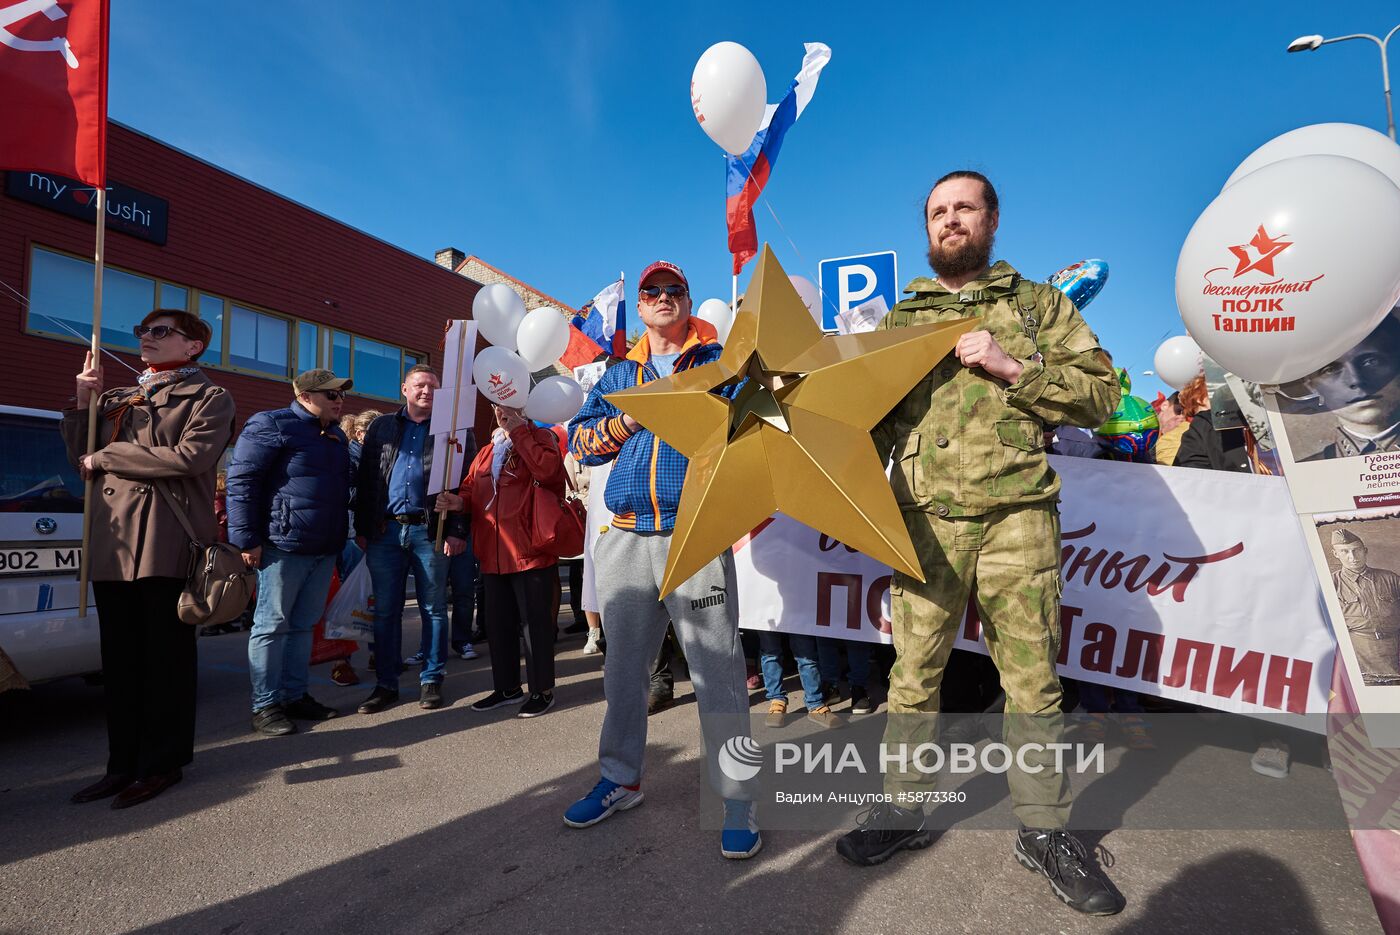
[352,364,469,713]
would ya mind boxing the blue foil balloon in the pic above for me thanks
[1047,258,1110,311]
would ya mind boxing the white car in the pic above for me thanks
[0,405,100,686]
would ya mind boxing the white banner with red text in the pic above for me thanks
[733,456,1336,716]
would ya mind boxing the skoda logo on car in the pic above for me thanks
[34,517,57,535]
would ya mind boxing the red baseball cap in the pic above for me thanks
[639,260,689,291]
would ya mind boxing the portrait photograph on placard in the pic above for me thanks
[1274,311,1400,463]
[1312,511,1400,695]
[1262,311,1400,514]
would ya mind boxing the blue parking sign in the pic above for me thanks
[817,251,899,332]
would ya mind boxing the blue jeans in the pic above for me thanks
[759,631,824,709]
[1079,683,1145,714]
[817,637,872,689]
[248,546,337,712]
[367,523,449,690]
[411,546,477,656]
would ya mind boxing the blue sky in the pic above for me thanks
[111,0,1400,397]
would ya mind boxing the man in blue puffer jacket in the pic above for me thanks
[228,369,354,737]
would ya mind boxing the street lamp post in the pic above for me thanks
[1288,25,1400,141]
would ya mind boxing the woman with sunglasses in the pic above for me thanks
[62,309,236,809]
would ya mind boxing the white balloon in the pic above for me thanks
[789,275,822,326]
[1175,154,1400,384]
[690,42,767,156]
[695,297,734,344]
[515,306,570,370]
[1153,336,1202,390]
[1225,122,1400,191]
[523,375,585,424]
[473,283,527,350]
[472,345,529,408]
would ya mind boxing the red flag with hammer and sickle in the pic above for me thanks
[0,0,109,187]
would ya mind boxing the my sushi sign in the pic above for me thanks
[4,170,169,244]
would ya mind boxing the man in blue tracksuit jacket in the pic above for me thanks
[227,369,353,737]
[561,260,761,860]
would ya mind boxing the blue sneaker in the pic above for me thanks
[721,799,762,859]
[563,778,644,828]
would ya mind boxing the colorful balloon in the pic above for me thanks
[1176,154,1400,384]
[1096,369,1160,462]
[1047,259,1109,311]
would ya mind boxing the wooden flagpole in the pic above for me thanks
[434,319,469,553]
[77,186,107,617]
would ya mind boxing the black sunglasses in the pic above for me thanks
[317,390,345,401]
[133,324,190,340]
[639,284,688,299]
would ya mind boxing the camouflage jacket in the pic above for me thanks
[872,261,1119,517]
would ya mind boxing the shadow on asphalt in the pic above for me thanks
[1109,850,1327,934]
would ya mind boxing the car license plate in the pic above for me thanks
[0,546,81,576]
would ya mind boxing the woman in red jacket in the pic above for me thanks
[436,403,565,718]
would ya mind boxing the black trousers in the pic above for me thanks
[562,558,584,626]
[92,578,197,777]
[651,624,677,698]
[483,567,557,694]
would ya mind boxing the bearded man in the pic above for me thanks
[834,171,1125,917]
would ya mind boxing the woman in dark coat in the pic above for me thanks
[62,309,235,809]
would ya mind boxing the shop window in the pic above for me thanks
[228,305,289,377]
[26,246,154,351]
[297,322,318,375]
[353,336,401,399]
[200,293,225,362]
[403,353,422,378]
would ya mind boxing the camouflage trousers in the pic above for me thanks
[882,503,1072,829]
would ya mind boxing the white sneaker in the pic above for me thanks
[583,630,602,655]
[1251,740,1290,779]
[457,644,479,660]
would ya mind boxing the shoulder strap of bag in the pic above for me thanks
[153,479,204,549]
[138,405,204,549]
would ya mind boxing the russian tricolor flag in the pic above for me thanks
[726,42,831,275]
[574,276,628,358]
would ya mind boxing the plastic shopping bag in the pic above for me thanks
[323,562,375,642]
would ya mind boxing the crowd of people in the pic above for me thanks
[58,168,1302,919]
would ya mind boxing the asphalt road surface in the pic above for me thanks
[0,608,1385,935]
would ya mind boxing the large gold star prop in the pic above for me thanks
[607,245,974,597]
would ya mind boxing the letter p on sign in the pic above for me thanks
[818,251,899,332]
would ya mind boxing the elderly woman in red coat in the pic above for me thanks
[436,403,565,718]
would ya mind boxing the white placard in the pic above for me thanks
[427,429,472,496]
[733,456,1335,716]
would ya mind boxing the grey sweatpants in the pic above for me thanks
[594,527,751,799]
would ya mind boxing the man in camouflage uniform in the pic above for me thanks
[1330,528,1400,686]
[836,171,1125,916]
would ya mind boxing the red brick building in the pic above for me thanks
[0,121,481,428]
